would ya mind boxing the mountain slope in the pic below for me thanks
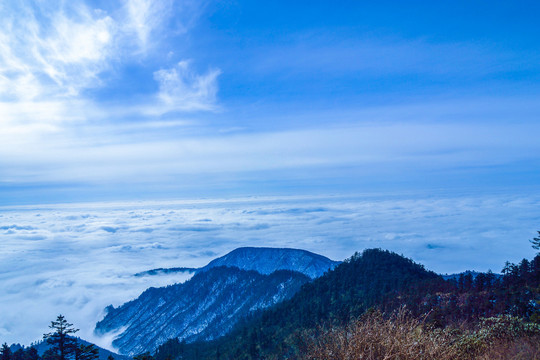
[156,249,540,360]
[199,247,340,279]
[162,249,447,360]
[95,266,310,355]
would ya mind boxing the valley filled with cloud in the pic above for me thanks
[1,194,539,348]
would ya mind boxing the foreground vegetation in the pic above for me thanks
[303,309,540,360]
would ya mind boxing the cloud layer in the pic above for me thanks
[0,194,539,348]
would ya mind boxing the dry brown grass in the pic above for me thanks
[476,337,540,360]
[303,309,459,360]
[302,309,540,360]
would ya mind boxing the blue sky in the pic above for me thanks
[0,0,539,203]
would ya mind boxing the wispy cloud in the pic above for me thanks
[1,99,538,189]
[0,0,219,143]
[0,2,117,147]
[153,60,221,113]
[0,2,115,101]
[122,0,173,52]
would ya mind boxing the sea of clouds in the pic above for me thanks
[0,193,539,349]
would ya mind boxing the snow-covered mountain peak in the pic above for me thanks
[200,247,340,279]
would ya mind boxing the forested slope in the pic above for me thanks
[154,249,540,360]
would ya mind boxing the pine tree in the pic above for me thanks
[531,231,540,251]
[43,315,79,360]
[1,344,12,360]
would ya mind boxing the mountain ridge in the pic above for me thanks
[133,247,340,279]
[199,247,340,279]
[96,247,340,355]
[95,266,310,355]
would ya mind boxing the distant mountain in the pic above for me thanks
[134,247,339,280]
[199,247,340,279]
[134,267,196,277]
[442,270,501,281]
[98,247,338,355]
[10,337,128,360]
[95,266,310,355]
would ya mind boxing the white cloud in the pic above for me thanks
[122,0,174,51]
[0,2,118,147]
[0,2,116,101]
[37,10,116,96]
[0,0,219,145]
[153,61,221,113]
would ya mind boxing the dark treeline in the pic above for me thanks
[1,344,39,360]
[153,247,540,360]
[2,316,102,360]
[408,255,540,326]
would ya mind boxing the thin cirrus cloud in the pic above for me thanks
[0,2,115,100]
[122,0,175,51]
[1,101,539,188]
[152,60,222,114]
[0,0,220,133]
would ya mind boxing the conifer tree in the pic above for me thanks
[43,315,79,360]
[1,344,12,360]
[531,230,540,252]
